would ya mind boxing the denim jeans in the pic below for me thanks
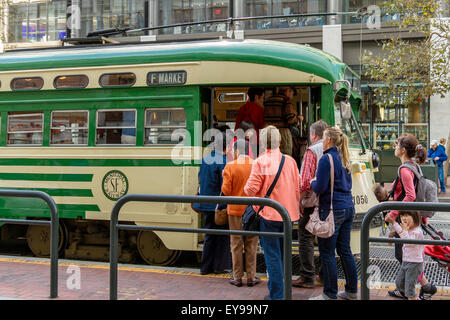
[438,165,446,192]
[260,217,286,300]
[317,206,358,299]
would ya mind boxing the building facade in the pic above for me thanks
[4,0,450,149]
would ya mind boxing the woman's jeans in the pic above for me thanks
[260,217,291,300]
[317,206,358,299]
[438,165,446,192]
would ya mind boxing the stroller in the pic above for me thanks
[422,223,450,275]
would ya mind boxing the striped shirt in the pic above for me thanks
[263,94,298,128]
[299,149,317,193]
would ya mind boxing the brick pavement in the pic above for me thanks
[0,256,448,300]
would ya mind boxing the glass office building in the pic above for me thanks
[8,0,146,42]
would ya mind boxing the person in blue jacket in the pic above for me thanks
[428,140,448,193]
[193,130,232,275]
[308,126,358,300]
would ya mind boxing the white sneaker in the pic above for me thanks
[337,291,358,300]
[309,293,335,300]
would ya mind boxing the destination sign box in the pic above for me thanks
[147,71,187,86]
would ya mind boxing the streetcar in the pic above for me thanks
[0,39,383,265]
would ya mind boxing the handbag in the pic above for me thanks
[305,154,335,238]
[242,155,285,231]
[214,193,228,225]
[214,208,228,225]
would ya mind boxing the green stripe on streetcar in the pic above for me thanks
[0,173,93,181]
[0,159,198,167]
[57,204,100,212]
[0,187,93,197]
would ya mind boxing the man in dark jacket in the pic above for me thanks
[193,131,232,274]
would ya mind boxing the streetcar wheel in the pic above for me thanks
[137,231,180,266]
[26,222,67,257]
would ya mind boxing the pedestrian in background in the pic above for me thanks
[293,119,328,289]
[386,133,437,299]
[222,139,260,287]
[193,131,232,275]
[244,125,300,300]
[440,138,446,150]
[427,139,447,193]
[309,126,358,300]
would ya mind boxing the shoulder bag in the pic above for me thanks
[214,192,228,225]
[305,154,335,238]
[242,155,285,231]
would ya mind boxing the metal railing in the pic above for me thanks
[109,194,292,300]
[0,190,59,298]
[361,201,450,300]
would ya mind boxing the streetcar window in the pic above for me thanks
[334,102,361,146]
[11,77,43,91]
[54,75,89,89]
[96,109,136,145]
[99,73,136,87]
[7,112,43,145]
[144,108,186,145]
[51,111,89,145]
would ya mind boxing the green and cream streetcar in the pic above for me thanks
[0,39,382,265]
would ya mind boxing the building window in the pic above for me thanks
[96,109,136,145]
[54,75,89,89]
[11,77,44,91]
[99,73,136,87]
[144,108,186,145]
[158,0,230,34]
[245,0,327,29]
[7,112,43,145]
[51,111,89,145]
[8,1,67,43]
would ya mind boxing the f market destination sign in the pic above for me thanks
[147,71,187,86]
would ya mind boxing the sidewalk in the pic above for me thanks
[0,256,448,300]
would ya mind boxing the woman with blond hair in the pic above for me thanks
[309,126,358,300]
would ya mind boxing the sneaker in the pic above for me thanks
[388,289,407,299]
[337,291,358,300]
[309,293,336,300]
[419,283,437,300]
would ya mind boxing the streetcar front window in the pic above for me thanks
[51,111,89,145]
[7,112,43,145]
[144,108,186,145]
[334,102,363,147]
[96,109,136,145]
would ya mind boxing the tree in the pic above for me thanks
[362,0,450,106]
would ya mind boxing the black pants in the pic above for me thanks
[200,211,232,274]
[297,207,316,282]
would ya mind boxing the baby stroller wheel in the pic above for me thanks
[419,283,437,300]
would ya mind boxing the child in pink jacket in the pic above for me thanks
[390,211,424,300]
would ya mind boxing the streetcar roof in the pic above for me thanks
[0,39,347,84]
